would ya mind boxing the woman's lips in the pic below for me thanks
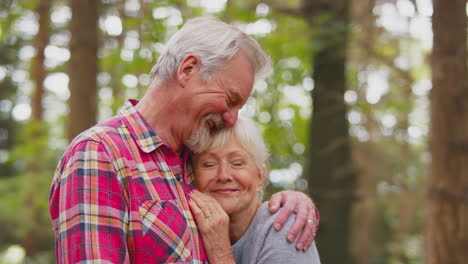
[212,188,238,194]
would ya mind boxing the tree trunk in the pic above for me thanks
[68,0,99,141]
[426,0,468,263]
[304,0,355,263]
[31,0,50,121]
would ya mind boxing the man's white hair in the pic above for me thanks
[150,17,270,83]
[193,115,270,199]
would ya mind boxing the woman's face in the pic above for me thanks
[194,136,263,216]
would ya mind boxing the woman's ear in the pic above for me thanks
[256,168,267,192]
[176,54,201,87]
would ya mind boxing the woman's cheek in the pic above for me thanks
[197,171,213,190]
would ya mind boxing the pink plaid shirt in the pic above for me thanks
[49,99,208,263]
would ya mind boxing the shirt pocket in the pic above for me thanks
[139,199,192,263]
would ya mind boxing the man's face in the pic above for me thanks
[186,51,255,151]
[186,113,224,153]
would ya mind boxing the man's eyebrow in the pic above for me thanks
[227,88,242,104]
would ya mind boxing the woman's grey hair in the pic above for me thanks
[194,116,270,200]
[150,17,270,83]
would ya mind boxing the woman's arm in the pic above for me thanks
[189,190,236,264]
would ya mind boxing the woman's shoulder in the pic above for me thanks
[255,201,296,235]
[235,202,290,246]
[252,202,321,263]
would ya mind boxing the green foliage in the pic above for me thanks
[0,176,22,247]
[0,22,22,178]
[2,121,59,256]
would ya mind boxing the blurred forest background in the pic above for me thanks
[0,0,466,263]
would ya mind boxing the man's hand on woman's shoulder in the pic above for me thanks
[268,191,320,251]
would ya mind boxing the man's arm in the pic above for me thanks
[268,191,320,251]
[49,140,130,263]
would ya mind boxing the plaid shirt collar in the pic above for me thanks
[119,99,164,153]
[119,99,195,183]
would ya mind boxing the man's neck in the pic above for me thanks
[136,80,185,151]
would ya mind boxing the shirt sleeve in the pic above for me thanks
[256,214,321,264]
[49,140,130,263]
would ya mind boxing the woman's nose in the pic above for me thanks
[217,163,233,182]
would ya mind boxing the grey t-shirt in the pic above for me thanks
[232,202,321,264]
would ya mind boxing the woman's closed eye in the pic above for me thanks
[202,161,217,168]
[231,160,246,167]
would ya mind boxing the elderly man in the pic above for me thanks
[49,17,318,263]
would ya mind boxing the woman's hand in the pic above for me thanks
[190,190,235,264]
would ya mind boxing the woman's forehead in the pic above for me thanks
[200,135,254,158]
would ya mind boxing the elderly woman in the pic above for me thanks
[189,116,320,264]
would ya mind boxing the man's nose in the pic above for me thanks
[222,109,238,127]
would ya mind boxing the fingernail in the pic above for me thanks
[297,242,304,250]
[274,223,281,230]
[287,234,295,242]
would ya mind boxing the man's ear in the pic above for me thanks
[176,54,201,87]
